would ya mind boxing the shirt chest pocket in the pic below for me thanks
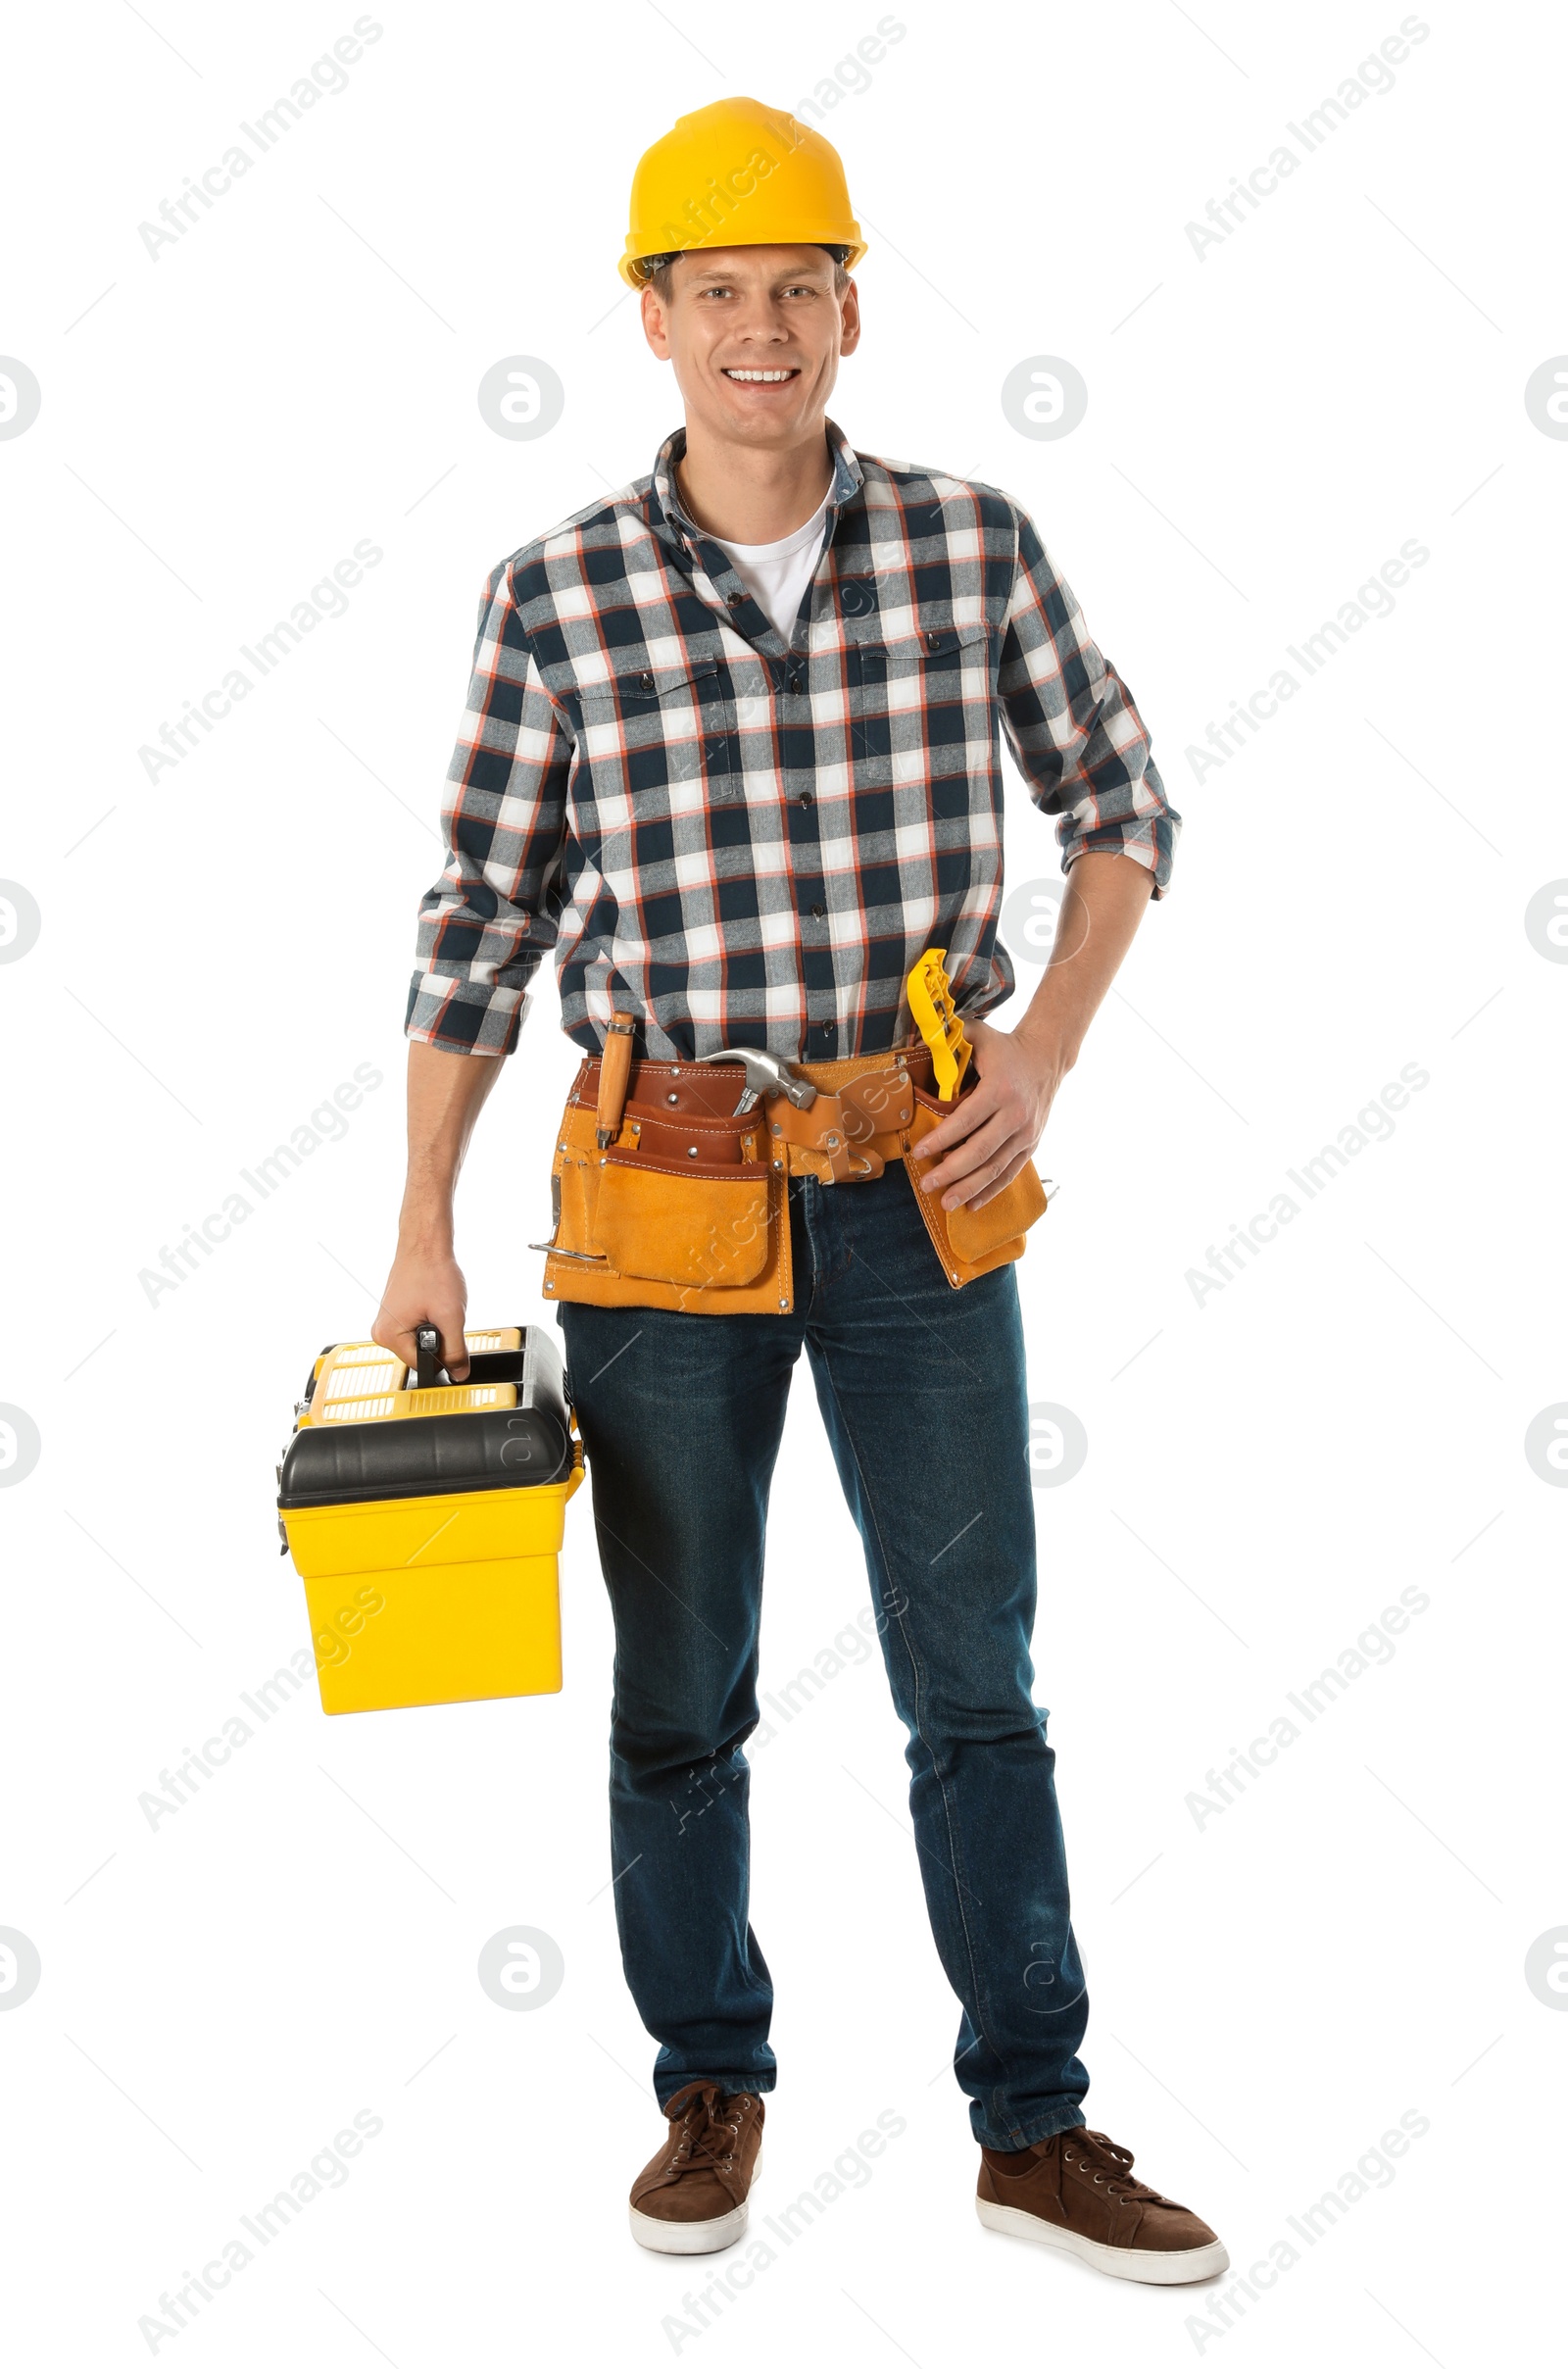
[846,621,994,782]
[574,656,740,804]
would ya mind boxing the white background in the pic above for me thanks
[2,1,1564,2361]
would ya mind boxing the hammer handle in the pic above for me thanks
[595,1014,638,1148]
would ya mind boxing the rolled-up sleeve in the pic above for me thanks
[996,507,1180,897]
[405,561,574,1055]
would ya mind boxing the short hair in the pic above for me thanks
[640,245,851,302]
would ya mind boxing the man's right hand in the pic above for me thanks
[372,1243,472,1381]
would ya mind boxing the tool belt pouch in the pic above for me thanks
[543,1084,788,1315]
[903,1082,1051,1287]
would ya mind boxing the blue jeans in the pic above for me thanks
[558,1160,1089,2149]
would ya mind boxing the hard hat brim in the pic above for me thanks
[618,232,866,292]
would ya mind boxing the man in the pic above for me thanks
[375,97,1227,2286]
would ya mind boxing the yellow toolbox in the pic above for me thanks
[277,1324,583,1714]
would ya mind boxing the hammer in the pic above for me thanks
[694,1046,818,1115]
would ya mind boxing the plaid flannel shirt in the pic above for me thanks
[406,419,1178,1061]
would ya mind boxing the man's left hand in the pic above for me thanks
[909,1017,1062,1210]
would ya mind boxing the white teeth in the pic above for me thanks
[724,368,797,382]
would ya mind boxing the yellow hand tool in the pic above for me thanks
[906,947,973,1102]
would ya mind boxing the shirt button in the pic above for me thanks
[925,630,943,651]
[638,671,655,691]
[821,1020,836,1034]
[810,902,826,918]
[798,790,813,807]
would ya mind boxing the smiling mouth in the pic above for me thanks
[722,367,801,383]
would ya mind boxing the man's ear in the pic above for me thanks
[641,283,672,360]
[838,278,862,359]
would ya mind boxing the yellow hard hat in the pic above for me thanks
[619,97,866,290]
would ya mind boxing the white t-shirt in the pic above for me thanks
[707,484,833,646]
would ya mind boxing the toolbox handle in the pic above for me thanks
[413,1325,450,1392]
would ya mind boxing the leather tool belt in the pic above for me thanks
[537,1029,1051,1317]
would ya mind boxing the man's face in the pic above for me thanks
[640,244,860,452]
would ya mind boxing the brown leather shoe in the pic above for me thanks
[977,2125,1228,2284]
[629,2080,765,2255]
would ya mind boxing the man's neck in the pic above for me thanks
[674,420,834,546]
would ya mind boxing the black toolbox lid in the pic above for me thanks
[278,1324,573,1509]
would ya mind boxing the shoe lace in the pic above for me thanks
[665,2084,745,2178]
[1061,2128,1165,2206]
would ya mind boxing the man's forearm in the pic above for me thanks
[1013,850,1155,1081]
[397,1040,506,1245]
[911,851,1156,1208]
[372,1043,506,1376]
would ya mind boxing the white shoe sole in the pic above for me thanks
[629,2146,763,2255]
[976,2197,1229,2285]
